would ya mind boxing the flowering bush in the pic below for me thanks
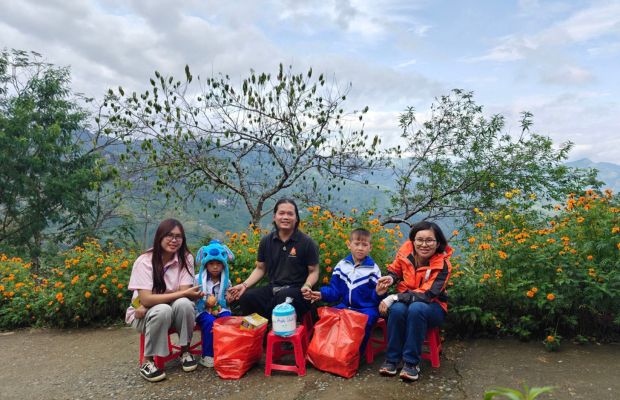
[223,207,402,287]
[449,189,620,343]
[0,240,134,329]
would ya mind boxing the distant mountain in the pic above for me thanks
[566,159,620,192]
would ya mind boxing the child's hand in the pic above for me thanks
[376,276,393,293]
[310,291,321,303]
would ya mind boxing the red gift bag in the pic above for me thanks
[306,307,368,378]
[213,316,267,379]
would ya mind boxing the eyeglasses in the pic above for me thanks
[164,233,183,242]
[414,238,437,246]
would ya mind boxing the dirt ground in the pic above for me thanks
[0,326,618,400]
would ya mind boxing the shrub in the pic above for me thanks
[0,240,134,329]
[449,189,620,342]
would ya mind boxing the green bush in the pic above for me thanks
[0,240,134,329]
[448,189,620,342]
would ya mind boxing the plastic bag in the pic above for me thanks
[213,316,267,379]
[306,307,368,378]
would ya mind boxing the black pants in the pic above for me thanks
[239,285,311,320]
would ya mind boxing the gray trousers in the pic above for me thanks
[131,297,196,357]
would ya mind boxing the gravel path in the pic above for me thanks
[1,326,618,399]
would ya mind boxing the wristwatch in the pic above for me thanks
[392,294,398,302]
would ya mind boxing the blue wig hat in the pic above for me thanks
[195,240,234,313]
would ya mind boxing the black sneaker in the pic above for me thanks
[139,360,166,382]
[181,352,198,372]
[399,362,420,381]
[379,360,398,376]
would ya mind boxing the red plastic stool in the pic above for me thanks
[365,317,388,363]
[265,325,308,376]
[139,325,202,369]
[421,327,442,368]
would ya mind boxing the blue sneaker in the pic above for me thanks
[399,362,420,381]
[379,360,398,376]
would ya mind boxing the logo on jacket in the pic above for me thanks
[289,247,297,256]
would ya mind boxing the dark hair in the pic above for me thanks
[272,198,301,231]
[350,228,371,241]
[408,221,448,254]
[149,218,191,294]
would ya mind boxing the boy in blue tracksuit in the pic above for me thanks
[194,240,234,368]
[302,228,385,353]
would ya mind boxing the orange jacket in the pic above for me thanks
[387,240,453,313]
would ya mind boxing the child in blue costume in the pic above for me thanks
[302,228,386,354]
[195,240,234,367]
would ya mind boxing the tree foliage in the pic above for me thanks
[103,64,380,225]
[384,89,598,225]
[0,49,111,266]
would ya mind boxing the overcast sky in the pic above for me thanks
[1,0,619,163]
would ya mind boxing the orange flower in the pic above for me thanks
[482,273,491,280]
[468,237,476,244]
[325,266,332,273]
[322,276,329,284]
[498,251,508,260]
[546,293,555,301]
[526,290,535,298]
[452,230,459,236]
[324,258,332,265]
[55,292,64,303]
[587,255,593,261]
[546,335,555,343]
[84,291,92,298]
[531,287,538,293]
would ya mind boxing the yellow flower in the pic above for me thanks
[576,217,585,223]
[504,192,513,199]
[468,237,476,244]
[612,226,620,234]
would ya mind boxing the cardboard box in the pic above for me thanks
[240,313,268,330]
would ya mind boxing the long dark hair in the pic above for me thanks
[408,221,448,254]
[272,198,301,231]
[149,219,191,294]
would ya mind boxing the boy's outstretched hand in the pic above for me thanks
[376,276,393,296]
[301,287,321,303]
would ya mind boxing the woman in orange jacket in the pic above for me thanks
[376,221,452,381]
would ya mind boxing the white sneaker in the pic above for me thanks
[139,360,166,382]
[180,352,198,372]
[198,355,214,368]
